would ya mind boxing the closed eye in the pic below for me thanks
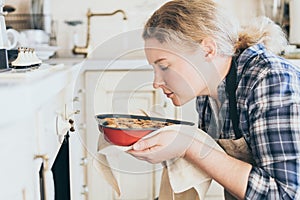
[158,64,168,71]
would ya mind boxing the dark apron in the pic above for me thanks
[217,137,255,200]
[217,56,255,200]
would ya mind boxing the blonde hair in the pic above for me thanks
[143,0,288,55]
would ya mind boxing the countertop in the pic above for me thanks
[0,62,81,127]
[45,57,151,71]
[0,57,150,127]
[46,56,300,70]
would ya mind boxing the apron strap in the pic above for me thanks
[200,96,209,131]
[225,57,243,139]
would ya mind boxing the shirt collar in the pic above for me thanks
[236,43,265,69]
[216,43,266,103]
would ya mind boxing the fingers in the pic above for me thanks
[127,146,162,164]
[127,128,195,163]
[132,135,159,150]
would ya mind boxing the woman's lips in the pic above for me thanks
[165,92,174,98]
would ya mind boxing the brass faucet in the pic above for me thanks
[72,9,127,57]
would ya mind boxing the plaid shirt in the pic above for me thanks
[196,44,300,199]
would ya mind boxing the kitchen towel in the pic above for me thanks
[51,132,71,200]
[96,125,224,199]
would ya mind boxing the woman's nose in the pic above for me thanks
[153,81,160,89]
[153,75,165,89]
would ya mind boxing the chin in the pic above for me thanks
[171,98,186,107]
[173,102,182,107]
[171,96,193,106]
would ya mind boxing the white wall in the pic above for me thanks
[51,0,260,58]
[50,0,171,58]
[5,0,260,58]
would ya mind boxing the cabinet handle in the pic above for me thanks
[78,89,85,94]
[80,157,88,166]
[34,154,49,170]
[56,115,76,136]
[34,154,54,200]
[163,101,167,108]
[73,96,80,102]
[68,110,80,118]
[78,123,86,131]
[69,119,75,132]
[75,110,80,114]
[81,185,89,195]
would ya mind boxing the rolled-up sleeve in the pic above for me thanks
[245,69,300,199]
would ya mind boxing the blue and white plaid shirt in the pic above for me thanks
[196,44,300,199]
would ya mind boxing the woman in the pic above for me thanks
[129,0,300,199]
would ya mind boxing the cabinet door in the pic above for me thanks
[36,86,85,200]
[0,117,37,200]
[84,70,173,200]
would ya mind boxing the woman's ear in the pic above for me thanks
[201,37,217,61]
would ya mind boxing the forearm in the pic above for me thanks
[184,139,252,199]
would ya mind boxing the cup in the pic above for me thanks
[6,28,20,50]
[19,29,50,47]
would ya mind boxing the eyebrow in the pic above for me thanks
[153,58,166,65]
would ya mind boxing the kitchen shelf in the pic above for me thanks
[5,13,51,30]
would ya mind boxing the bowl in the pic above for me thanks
[34,45,60,60]
[95,114,194,146]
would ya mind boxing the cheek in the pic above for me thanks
[180,67,205,95]
[167,70,199,96]
[188,69,207,92]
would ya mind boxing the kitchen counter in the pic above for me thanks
[0,57,151,127]
[47,56,300,70]
[46,57,151,71]
[0,63,81,127]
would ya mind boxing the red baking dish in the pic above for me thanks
[95,114,194,146]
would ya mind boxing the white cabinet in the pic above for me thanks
[0,64,85,200]
[0,118,37,200]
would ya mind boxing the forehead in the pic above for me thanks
[144,38,181,62]
[144,38,171,53]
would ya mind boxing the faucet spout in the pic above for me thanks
[72,9,128,58]
[88,9,127,20]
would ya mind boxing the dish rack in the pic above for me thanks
[4,13,51,30]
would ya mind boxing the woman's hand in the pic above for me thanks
[127,126,196,164]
